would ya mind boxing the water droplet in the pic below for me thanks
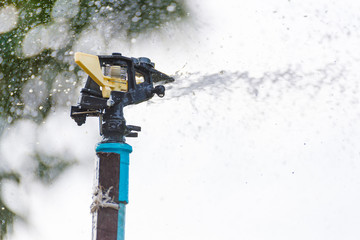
[132,16,141,22]
[36,7,42,15]
[167,4,176,12]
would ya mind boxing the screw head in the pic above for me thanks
[107,98,115,107]
[139,57,155,67]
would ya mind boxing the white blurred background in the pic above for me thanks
[2,0,360,239]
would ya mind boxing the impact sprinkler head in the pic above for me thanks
[70,52,174,142]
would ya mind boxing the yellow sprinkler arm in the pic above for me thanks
[75,52,128,98]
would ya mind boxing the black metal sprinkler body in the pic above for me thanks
[70,52,174,142]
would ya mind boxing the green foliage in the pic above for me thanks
[0,1,62,124]
[33,151,76,184]
[0,0,187,238]
[0,171,20,238]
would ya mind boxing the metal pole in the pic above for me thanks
[93,143,132,240]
